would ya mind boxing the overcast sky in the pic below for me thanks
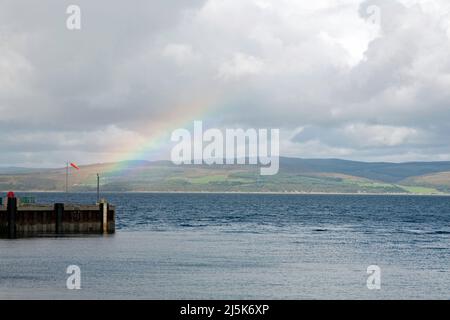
[1,0,450,167]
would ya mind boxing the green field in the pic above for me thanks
[1,158,450,194]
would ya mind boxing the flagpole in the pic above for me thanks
[66,161,68,193]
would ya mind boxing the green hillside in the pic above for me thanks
[0,158,449,194]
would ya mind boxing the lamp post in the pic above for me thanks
[97,173,100,202]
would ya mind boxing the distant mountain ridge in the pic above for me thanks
[279,158,450,182]
[1,157,450,194]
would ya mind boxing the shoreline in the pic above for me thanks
[2,190,450,196]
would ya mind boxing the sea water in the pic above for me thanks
[0,193,449,299]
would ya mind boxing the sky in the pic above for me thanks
[1,0,450,167]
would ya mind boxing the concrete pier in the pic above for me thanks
[0,198,115,238]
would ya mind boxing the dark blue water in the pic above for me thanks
[0,193,449,299]
[14,192,450,233]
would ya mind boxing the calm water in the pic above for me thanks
[0,193,449,299]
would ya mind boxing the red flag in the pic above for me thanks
[70,162,80,170]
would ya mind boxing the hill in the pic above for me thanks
[0,158,449,194]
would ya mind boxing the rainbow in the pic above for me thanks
[91,95,221,179]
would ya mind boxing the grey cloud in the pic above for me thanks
[1,0,450,166]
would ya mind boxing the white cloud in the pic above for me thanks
[0,33,33,98]
[342,123,418,147]
[162,43,199,65]
[218,52,264,80]
[1,0,450,165]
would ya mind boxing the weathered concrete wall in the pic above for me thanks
[0,199,115,238]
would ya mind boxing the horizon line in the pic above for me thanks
[2,156,450,170]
